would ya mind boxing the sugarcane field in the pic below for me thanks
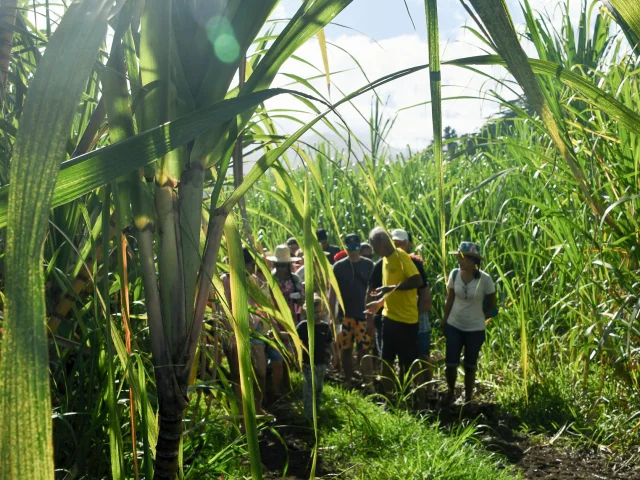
[0,0,639,479]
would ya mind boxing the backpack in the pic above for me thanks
[452,269,498,319]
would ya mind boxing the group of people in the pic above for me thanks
[217,227,497,419]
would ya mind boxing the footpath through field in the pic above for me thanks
[257,371,639,480]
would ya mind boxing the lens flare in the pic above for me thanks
[207,16,240,64]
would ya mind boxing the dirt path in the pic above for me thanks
[434,400,638,480]
[257,371,639,479]
[259,405,323,480]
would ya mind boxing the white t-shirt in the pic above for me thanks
[447,269,495,331]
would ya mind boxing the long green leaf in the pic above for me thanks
[424,0,447,280]
[445,54,640,137]
[0,1,111,478]
[224,216,262,480]
[102,187,125,479]
[0,88,299,227]
[463,2,616,229]
[222,63,430,209]
[607,0,640,45]
[302,175,319,479]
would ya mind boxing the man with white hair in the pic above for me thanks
[391,228,433,400]
[365,227,422,395]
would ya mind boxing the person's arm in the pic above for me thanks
[442,288,455,334]
[483,292,497,314]
[365,283,385,334]
[417,284,432,314]
[292,273,305,304]
[328,285,337,321]
[373,274,422,296]
[365,261,383,333]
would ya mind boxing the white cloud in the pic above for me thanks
[260,1,616,156]
[264,22,510,154]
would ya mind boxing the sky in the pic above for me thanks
[263,0,589,154]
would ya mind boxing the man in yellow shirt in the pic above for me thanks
[365,227,422,395]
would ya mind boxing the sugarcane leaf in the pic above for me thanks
[0,88,301,227]
[317,28,331,96]
[445,54,640,136]
[455,167,519,209]
[224,216,262,480]
[0,1,111,478]
[302,174,320,478]
[606,0,640,47]
[424,0,447,280]
[466,0,612,232]
[222,63,429,209]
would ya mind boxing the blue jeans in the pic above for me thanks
[374,314,383,357]
[445,324,486,369]
[302,363,327,418]
[418,312,431,356]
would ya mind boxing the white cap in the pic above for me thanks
[390,229,409,242]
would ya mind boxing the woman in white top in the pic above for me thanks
[442,242,496,405]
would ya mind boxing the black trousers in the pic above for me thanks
[381,316,419,369]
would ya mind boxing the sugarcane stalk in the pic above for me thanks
[139,3,190,477]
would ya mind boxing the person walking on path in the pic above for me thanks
[329,234,375,390]
[267,244,305,398]
[286,237,300,257]
[297,294,334,419]
[365,227,422,395]
[359,242,374,260]
[221,247,269,415]
[390,229,433,397]
[442,242,496,406]
[366,258,384,368]
[316,228,341,264]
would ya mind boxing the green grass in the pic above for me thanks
[318,384,518,479]
[188,378,518,479]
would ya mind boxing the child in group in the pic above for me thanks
[296,294,334,419]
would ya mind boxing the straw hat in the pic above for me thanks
[449,241,483,260]
[266,244,301,263]
[303,294,324,312]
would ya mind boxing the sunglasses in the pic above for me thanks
[274,262,290,269]
[361,253,373,259]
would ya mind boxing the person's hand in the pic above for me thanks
[364,299,383,315]
[371,285,395,297]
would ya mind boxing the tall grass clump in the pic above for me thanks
[319,384,518,479]
[246,0,640,452]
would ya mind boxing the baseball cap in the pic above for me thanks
[391,229,409,242]
[316,228,328,241]
[344,233,361,251]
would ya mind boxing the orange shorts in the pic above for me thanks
[338,317,372,352]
